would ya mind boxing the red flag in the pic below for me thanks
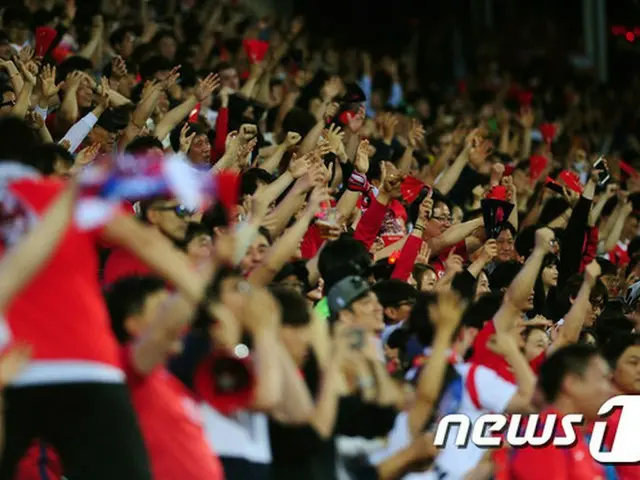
[242,39,269,64]
[486,185,508,201]
[35,27,57,58]
[539,123,557,144]
[401,176,428,204]
[558,170,583,195]
[529,155,549,183]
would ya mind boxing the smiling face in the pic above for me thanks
[425,201,452,237]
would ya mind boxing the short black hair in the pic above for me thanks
[0,116,41,167]
[489,261,521,292]
[270,286,311,327]
[240,168,274,197]
[31,143,74,175]
[126,135,164,155]
[56,56,94,83]
[319,235,373,292]
[257,226,273,246]
[538,344,601,403]
[371,279,418,309]
[602,332,640,369]
[139,55,174,81]
[201,202,229,232]
[553,274,608,321]
[105,276,167,343]
[109,26,136,48]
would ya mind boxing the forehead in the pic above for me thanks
[253,234,270,247]
[433,201,450,213]
[620,345,640,361]
[497,228,513,240]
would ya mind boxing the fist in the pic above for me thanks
[584,260,602,285]
[481,239,498,260]
[285,131,302,148]
[535,227,555,253]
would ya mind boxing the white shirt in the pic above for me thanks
[200,404,272,464]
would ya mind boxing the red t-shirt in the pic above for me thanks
[5,178,120,368]
[102,246,154,286]
[509,408,607,480]
[433,240,468,278]
[470,320,546,383]
[121,347,224,480]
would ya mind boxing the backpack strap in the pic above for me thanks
[466,363,482,410]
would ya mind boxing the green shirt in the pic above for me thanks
[314,297,329,321]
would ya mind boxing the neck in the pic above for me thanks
[543,284,550,296]
[553,396,585,424]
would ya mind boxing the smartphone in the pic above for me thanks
[347,328,366,350]
[545,181,564,195]
[593,156,610,186]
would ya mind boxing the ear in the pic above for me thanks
[124,315,141,339]
[383,306,396,321]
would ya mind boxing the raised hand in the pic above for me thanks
[287,153,309,179]
[377,112,398,143]
[324,101,339,120]
[162,65,181,91]
[306,186,332,217]
[417,192,434,226]
[75,143,101,166]
[19,45,34,65]
[490,162,505,187]
[111,56,128,80]
[65,70,85,92]
[195,73,220,102]
[584,260,602,286]
[39,64,63,99]
[479,239,498,262]
[534,227,555,254]
[444,248,464,275]
[416,242,432,264]
[17,59,36,85]
[179,123,196,154]
[408,119,426,149]
[518,107,535,130]
[501,175,516,202]
[428,290,465,332]
[354,138,371,174]
[380,161,403,198]
[284,131,302,149]
[239,124,258,144]
[25,110,45,130]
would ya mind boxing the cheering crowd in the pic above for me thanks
[0,0,640,479]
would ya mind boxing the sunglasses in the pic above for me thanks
[153,204,196,218]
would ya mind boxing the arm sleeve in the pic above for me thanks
[59,112,99,153]
[558,196,591,286]
[510,446,568,480]
[474,365,517,413]
[353,197,387,251]
[388,83,403,108]
[580,226,599,273]
[390,234,422,281]
[212,107,229,163]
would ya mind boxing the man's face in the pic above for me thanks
[496,229,515,263]
[384,298,415,325]
[188,134,211,165]
[87,126,117,153]
[240,233,270,274]
[343,291,384,333]
[126,289,170,337]
[425,202,452,237]
[77,76,94,108]
[147,201,194,241]
[118,33,135,59]
[158,36,177,61]
[0,41,12,61]
[613,345,640,394]
[186,233,213,263]
[571,356,613,420]
[586,295,604,327]
[220,67,240,91]
[623,216,639,240]
[0,90,16,116]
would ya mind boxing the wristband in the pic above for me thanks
[347,170,369,193]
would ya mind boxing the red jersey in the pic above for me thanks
[5,178,122,385]
[102,246,153,286]
[433,240,468,278]
[509,408,607,480]
[122,347,224,480]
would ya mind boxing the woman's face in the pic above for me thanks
[421,269,438,292]
[475,271,491,299]
[523,328,550,361]
[541,263,559,288]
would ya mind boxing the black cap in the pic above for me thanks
[327,276,371,317]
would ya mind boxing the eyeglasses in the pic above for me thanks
[153,204,196,219]
[432,215,453,223]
